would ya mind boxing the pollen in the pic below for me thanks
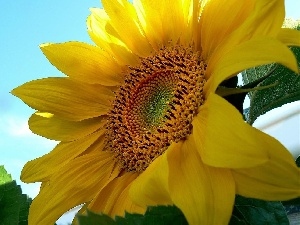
[105,45,207,172]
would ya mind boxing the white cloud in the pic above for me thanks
[5,116,32,136]
[0,114,31,136]
[0,113,57,198]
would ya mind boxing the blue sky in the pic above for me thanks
[1,1,99,180]
[0,0,299,224]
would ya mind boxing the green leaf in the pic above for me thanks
[78,201,290,225]
[118,205,188,225]
[0,165,32,225]
[296,155,300,167]
[242,46,300,124]
[242,24,300,124]
[282,197,300,209]
[241,63,275,90]
[229,215,247,225]
[282,156,300,214]
[231,195,289,225]
[0,165,12,184]
[77,206,188,225]
[18,194,32,225]
[77,210,116,225]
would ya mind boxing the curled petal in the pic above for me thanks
[193,93,274,168]
[278,28,300,47]
[205,37,298,93]
[233,146,300,201]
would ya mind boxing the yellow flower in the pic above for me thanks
[12,0,300,224]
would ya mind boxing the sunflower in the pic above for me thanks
[12,0,300,224]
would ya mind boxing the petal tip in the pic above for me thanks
[39,42,53,49]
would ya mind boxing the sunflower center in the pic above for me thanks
[105,46,207,172]
[131,70,176,131]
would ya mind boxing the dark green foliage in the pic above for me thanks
[0,166,32,225]
[282,156,300,215]
[296,155,300,167]
[77,201,292,225]
[242,26,300,124]
[77,206,188,225]
[219,76,246,114]
[230,196,289,225]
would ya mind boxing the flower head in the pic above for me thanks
[12,0,300,224]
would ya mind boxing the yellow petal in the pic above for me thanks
[11,77,114,121]
[233,145,300,201]
[21,130,104,182]
[28,151,118,225]
[87,8,140,66]
[241,0,285,37]
[101,0,153,57]
[192,0,210,51]
[40,42,123,86]
[193,93,273,168]
[29,113,106,141]
[35,112,53,118]
[205,37,299,93]
[90,172,145,216]
[278,28,300,47]
[200,0,255,58]
[129,149,172,206]
[167,139,235,225]
[133,0,187,48]
[213,0,285,56]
